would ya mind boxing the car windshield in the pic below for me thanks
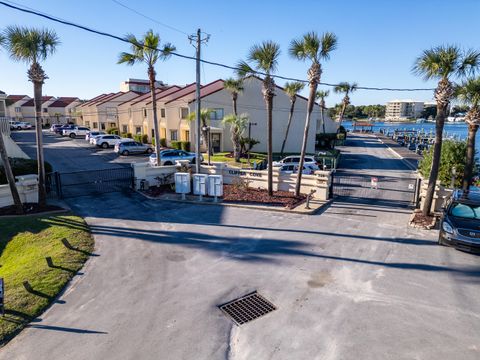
[449,202,480,219]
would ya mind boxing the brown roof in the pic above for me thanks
[49,97,79,108]
[125,86,179,106]
[95,91,142,106]
[6,95,29,102]
[146,83,196,106]
[185,79,225,104]
[21,96,55,107]
[78,93,111,107]
[85,93,117,107]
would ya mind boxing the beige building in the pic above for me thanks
[123,77,337,153]
[0,91,6,118]
[20,96,57,125]
[5,95,31,120]
[47,97,82,124]
[385,100,424,121]
[120,78,166,93]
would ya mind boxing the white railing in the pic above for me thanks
[0,117,11,136]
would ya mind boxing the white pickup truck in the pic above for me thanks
[63,126,90,138]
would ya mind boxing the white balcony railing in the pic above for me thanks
[0,117,11,136]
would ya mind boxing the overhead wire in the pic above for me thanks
[0,0,436,92]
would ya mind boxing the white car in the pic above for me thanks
[85,131,106,142]
[279,163,319,175]
[10,121,32,130]
[63,126,90,138]
[93,134,124,148]
[273,155,317,167]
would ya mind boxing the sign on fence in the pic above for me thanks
[371,177,378,189]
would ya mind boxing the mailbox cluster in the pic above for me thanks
[174,173,223,201]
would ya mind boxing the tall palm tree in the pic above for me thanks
[0,32,23,214]
[222,113,249,162]
[290,31,338,197]
[4,26,59,208]
[413,45,480,215]
[316,89,330,134]
[237,41,281,196]
[455,77,480,190]
[118,30,175,164]
[224,78,244,116]
[281,81,305,157]
[188,108,215,160]
[334,82,357,124]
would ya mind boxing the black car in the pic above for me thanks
[438,190,480,253]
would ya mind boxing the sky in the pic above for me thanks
[1,0,479,107]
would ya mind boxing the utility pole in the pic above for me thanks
[189,29,210,173]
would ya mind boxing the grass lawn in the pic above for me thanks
[0,214,93,344]
[205,152,267,168]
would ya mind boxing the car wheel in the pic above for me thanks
[164,161,172,165]
[69,133,76,138]
[438,235,446,246]
[16,126,21,130]
[191,158,196,164]
[146,148,153,154]
[122,150,129,156]
[101,142,109,149]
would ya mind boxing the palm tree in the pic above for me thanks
[118,30,175,165]
[222,113,249,162]
[289,31,338,197]
[224,78,244,116]
[236,41,281,196]
[188,108,215,161]
[316,90,330,134]
[4,26,59,208]
[455,77,480,190]
[413,45,480,215]
[334,82,357,124]
[281,81,305,157]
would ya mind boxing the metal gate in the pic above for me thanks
[46,167,134,199]
[332,170,418,208]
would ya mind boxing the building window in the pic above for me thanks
[93,122,98,129]
[101,123,106,130]
[15,107,21,113]
[110,122,116,128]
[135,126,141,134]
[143,108,147,117]
[160,108,166,118]
[151,129,155,138]
[85,121,90,127]
[180,107,189,119]
[209,108,224,120]
[184,130,190,140]
[42,108,48,113]
[122,125,128,133]
[170,130,178,141]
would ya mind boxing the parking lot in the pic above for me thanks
[11,129,151,173]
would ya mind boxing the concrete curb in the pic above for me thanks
[0,208,69,219]
[137,190,332,215]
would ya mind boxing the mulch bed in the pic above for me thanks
[223,184,306,209]
[143,184,175,198]
[409,210,437,229]
[0,203,64,217]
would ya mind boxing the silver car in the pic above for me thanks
[149,149,200,166]
[115,141,153,156]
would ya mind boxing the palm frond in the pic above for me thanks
[315,89,330,100]
[455,77,480,107]
[5,25,59,64]
[288,37,307,61]
[284,81,305,97]
[248,41,281,73]
[236,60,255,78]
[117,52,138,65]
[224,77,244,94]
[458,49,480,78]
[319,32,338,60]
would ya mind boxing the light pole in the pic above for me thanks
[247,121,257,167]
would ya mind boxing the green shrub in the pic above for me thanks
[0,158,52,184]
[160,138,167,147]
[171,141,181,150]
[419,140,470,187]
[142,134,149,144]
[181,141,191,151]
[126,132,133,139]
[107,127,119,135]
[133,134,142,143]
[121,132,128,138]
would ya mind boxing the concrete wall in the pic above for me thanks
[0,174,38,207]
[419,177,453,213]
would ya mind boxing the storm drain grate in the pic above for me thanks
[219,291,277,325]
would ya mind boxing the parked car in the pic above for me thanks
[149,149,201,166]
[115,141,153,156]
[63,126,90,138]
[93,134,123,148]
[272,155,317,167]
[279,163,319,175]
[85,131,106,142]
[10,121,32,130]
[438,189,480,253]
[50,124,63,132]
[55,124,75,135]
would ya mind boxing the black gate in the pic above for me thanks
[46,167,134,199]
[332,170,418,208]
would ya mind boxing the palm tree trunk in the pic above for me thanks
[338,101,347,125]
[321,102,326,134]
[267,95,273,196]
[295,82,317,197]
[422,104,447,215]
[463,123,478,191]
[33,80,47,207]
[232,93,238,116]
[0,133,23,214]
[149,66,162,165]
[233,130,241,162]
[280,98,295,157]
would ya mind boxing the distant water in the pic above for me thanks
[342,121,474,141]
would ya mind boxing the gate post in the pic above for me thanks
[414,177,421,208]
[55,172,63,199]
[329,171,335,199]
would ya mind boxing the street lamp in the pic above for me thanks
[202,125,211,166]
[247,122,257,167]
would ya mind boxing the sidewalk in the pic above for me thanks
[376,134,423,170]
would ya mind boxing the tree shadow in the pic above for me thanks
[26,324,108,334]
[23,281,66,304]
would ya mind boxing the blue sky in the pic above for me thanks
[1,0,479,106]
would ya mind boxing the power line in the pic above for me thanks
[110,0,189,36]
[0,0,436,92]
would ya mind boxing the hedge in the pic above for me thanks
[142,134,149,144]
[0,158,52,185]
[171,141,181,150]
[107,127,119,135]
